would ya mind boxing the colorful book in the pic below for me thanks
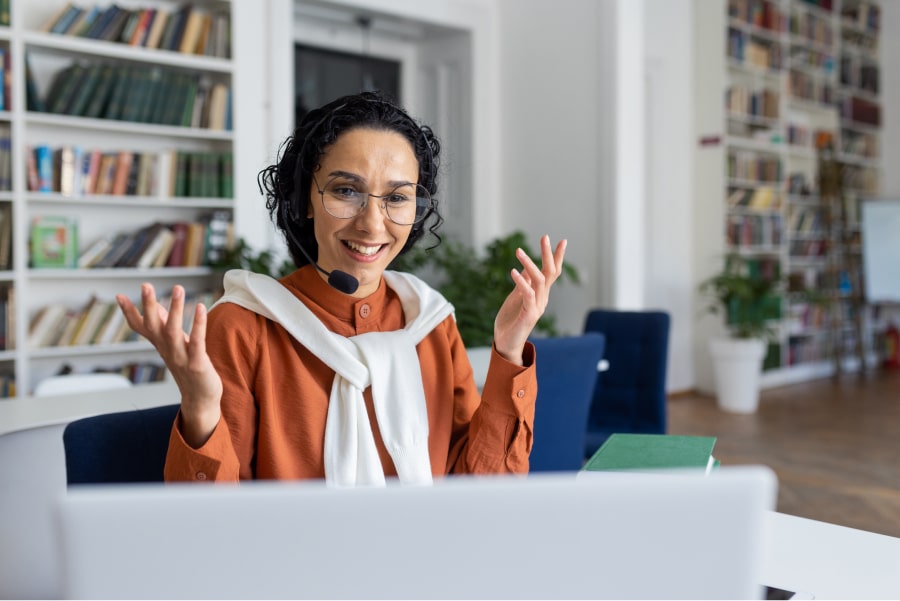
[582,433,719,474]
[30,215,79,269]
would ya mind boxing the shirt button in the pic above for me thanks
[359,303,371,318]
[195,471,208,481]
[516,389,525,398]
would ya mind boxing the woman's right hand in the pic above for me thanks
[116,283,222,448]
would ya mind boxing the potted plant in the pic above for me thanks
[699,254,781,413]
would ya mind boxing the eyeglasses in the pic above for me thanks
[313,174,433,226]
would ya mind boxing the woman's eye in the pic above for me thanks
[332,186,359,199]
[387,193,410,204]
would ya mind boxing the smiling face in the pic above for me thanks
[308,127,419,297]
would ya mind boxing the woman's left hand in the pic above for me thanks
[493,235,568,365]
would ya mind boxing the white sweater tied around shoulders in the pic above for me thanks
[214,269,454,487]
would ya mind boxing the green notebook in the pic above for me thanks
[583,433,719,474]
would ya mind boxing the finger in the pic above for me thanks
[552,239,568,272]
[516,246,545,285]
[141,283,162,331]
[187,302,208,367]
[165,285,187,340]
[510,268,537,305]
[116,294,147,336]
[539,235,559,278]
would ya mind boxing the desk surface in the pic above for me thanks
[0,379,179,436]
[762,510,900,600]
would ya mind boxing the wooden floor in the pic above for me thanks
[667,369,900,538]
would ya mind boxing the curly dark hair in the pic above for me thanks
[257,91,443,269]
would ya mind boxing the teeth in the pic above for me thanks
[345,241,381,256]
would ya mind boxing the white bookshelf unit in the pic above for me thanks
[720,0,882,387]
[1,0,238,397]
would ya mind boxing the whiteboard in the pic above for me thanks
[861,199,900,303]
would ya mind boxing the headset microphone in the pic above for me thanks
[289,230,360,295]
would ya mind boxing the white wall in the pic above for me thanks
[495,0,696,391]
[495,0,610,339]
[643,0,695,392]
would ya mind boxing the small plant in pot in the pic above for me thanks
[699,254,781,413]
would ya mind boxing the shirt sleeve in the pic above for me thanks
[445,322,536,475]
[163,303,261,483]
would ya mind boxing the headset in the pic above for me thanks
[278,93,438,294]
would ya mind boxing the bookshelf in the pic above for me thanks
[722,0,882,386]
[0,0,237,397]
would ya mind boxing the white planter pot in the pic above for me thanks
[708,338,766,414]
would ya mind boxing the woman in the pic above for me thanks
[116,91,567,485]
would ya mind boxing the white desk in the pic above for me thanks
[0,378,179,436]
[762,510,900,600]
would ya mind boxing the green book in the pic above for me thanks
[583,433,719,474]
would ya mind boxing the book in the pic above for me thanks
[144,8,169,49]
[30,215,78,268]
[34,145,54,192]
[0,203,11,270]
[582,433,719,475]
[27,304,67,348]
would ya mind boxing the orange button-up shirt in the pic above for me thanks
[164,266,536,482]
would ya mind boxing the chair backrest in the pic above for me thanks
[582,310,670,457]
[529,333,605,472]
[63,404,180,485]
[33,373,133,397]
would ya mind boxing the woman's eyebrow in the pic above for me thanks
[328,170,415,189]
[327,170,365,183]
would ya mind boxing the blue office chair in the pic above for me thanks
[582,310,670,459]
[529,333,606,472]
[63,404,180,485]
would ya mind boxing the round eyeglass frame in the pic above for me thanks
[313,174,434,226]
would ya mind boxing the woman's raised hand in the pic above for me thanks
[492,235,568,365]
[116,283,222,448]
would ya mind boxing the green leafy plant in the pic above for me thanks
[699,253,782,340]
[213,238,295,278]
[392,231,580,347]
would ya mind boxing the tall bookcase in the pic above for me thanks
[723,0,882,386]
[0,0,237,398]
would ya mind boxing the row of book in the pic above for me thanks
[726,85,779,120]
[727,151,783,184]
[789,238,828,258]
[727,186,782,210]
[41,2,231,58]
[728,0,786,32]
[728,29,784,70]
[25,145,233,199]
[840,128,877,158]
[30,211,232,270]
[841,1,880,34]
[27,289,219,349]
[790,7,835,48]
[27,60,232,131]
[28,146,156,197]
[839,55,879,95]
[0,374,14,398]
[787,204,825,235]
[169,151,233,199]
[789,70,834,106]
[726,213,784,248]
